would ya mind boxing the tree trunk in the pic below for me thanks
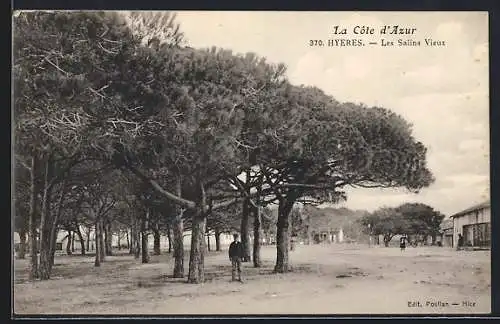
[103,224,109,255]
[118,230,122,250]
[274,197,293,273]
[166,223,172,253]
[86,226,91,252]
[129,225,135,255]
[187,211,206,283]
[38,228,52,281]
[28,155,39,280]
[38,156,54,280]
[172,177,184,278]
[49,180,66,270]
[188,181,209,284]
[66,231,72,255]
[142,209,150,263]
[75,225,85,255]
[172,214,184,277]
[98,220,106,262]
[125,230,130,249]
[104,221,113,256]
[94,221,101,267]
[71,231,75,252]
[18,230,27,259]
[207,232,211,252]
[49,228,58,270]
[215,229,221,251]
[253,205,263,268]
[153,227,161,255]
[107,222,113,255]
[240,198,251,262]
[134,218,141,259]
[141,231,149,263]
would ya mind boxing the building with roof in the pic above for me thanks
[302,206,367,244]
[439,219,454,247]
[450,200,491,249]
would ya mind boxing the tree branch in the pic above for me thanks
[15,154,32,171]
[124,164,196,209]
[278,183,337,190]
[212,198,239,211]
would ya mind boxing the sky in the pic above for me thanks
[173,11,489,217]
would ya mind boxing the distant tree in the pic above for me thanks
[342,213,371,243]
[360,203,445,247]
[395,203,445,245]
[360,207,409,247]
[206,202,241,251]
[261,206,278,244]
[70,165,122,266]
[290,206,307,241]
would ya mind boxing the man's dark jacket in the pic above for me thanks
[229,241,244,259]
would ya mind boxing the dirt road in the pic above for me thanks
[13,244,490,315]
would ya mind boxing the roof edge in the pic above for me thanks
[449,200,491,218]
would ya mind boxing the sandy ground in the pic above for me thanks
[13,244,491,315]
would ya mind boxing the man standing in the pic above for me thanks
[229,233,244,282]
[457,233,464,251]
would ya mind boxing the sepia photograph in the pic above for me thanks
[12,10,490,316]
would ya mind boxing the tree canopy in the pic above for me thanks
[13,10,436,282]
[360,203,445,246]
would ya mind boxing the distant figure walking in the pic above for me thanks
[457,233,464,251]
[400,235,407,251]
[229,233,244,282]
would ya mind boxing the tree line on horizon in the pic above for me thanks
[359,203,446,246]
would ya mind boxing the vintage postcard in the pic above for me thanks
[12,11,490,316]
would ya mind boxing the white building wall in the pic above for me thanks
[107,231,235,250]
[13,231,68,244]
[453,206,491,248]
[479,207,491,223]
